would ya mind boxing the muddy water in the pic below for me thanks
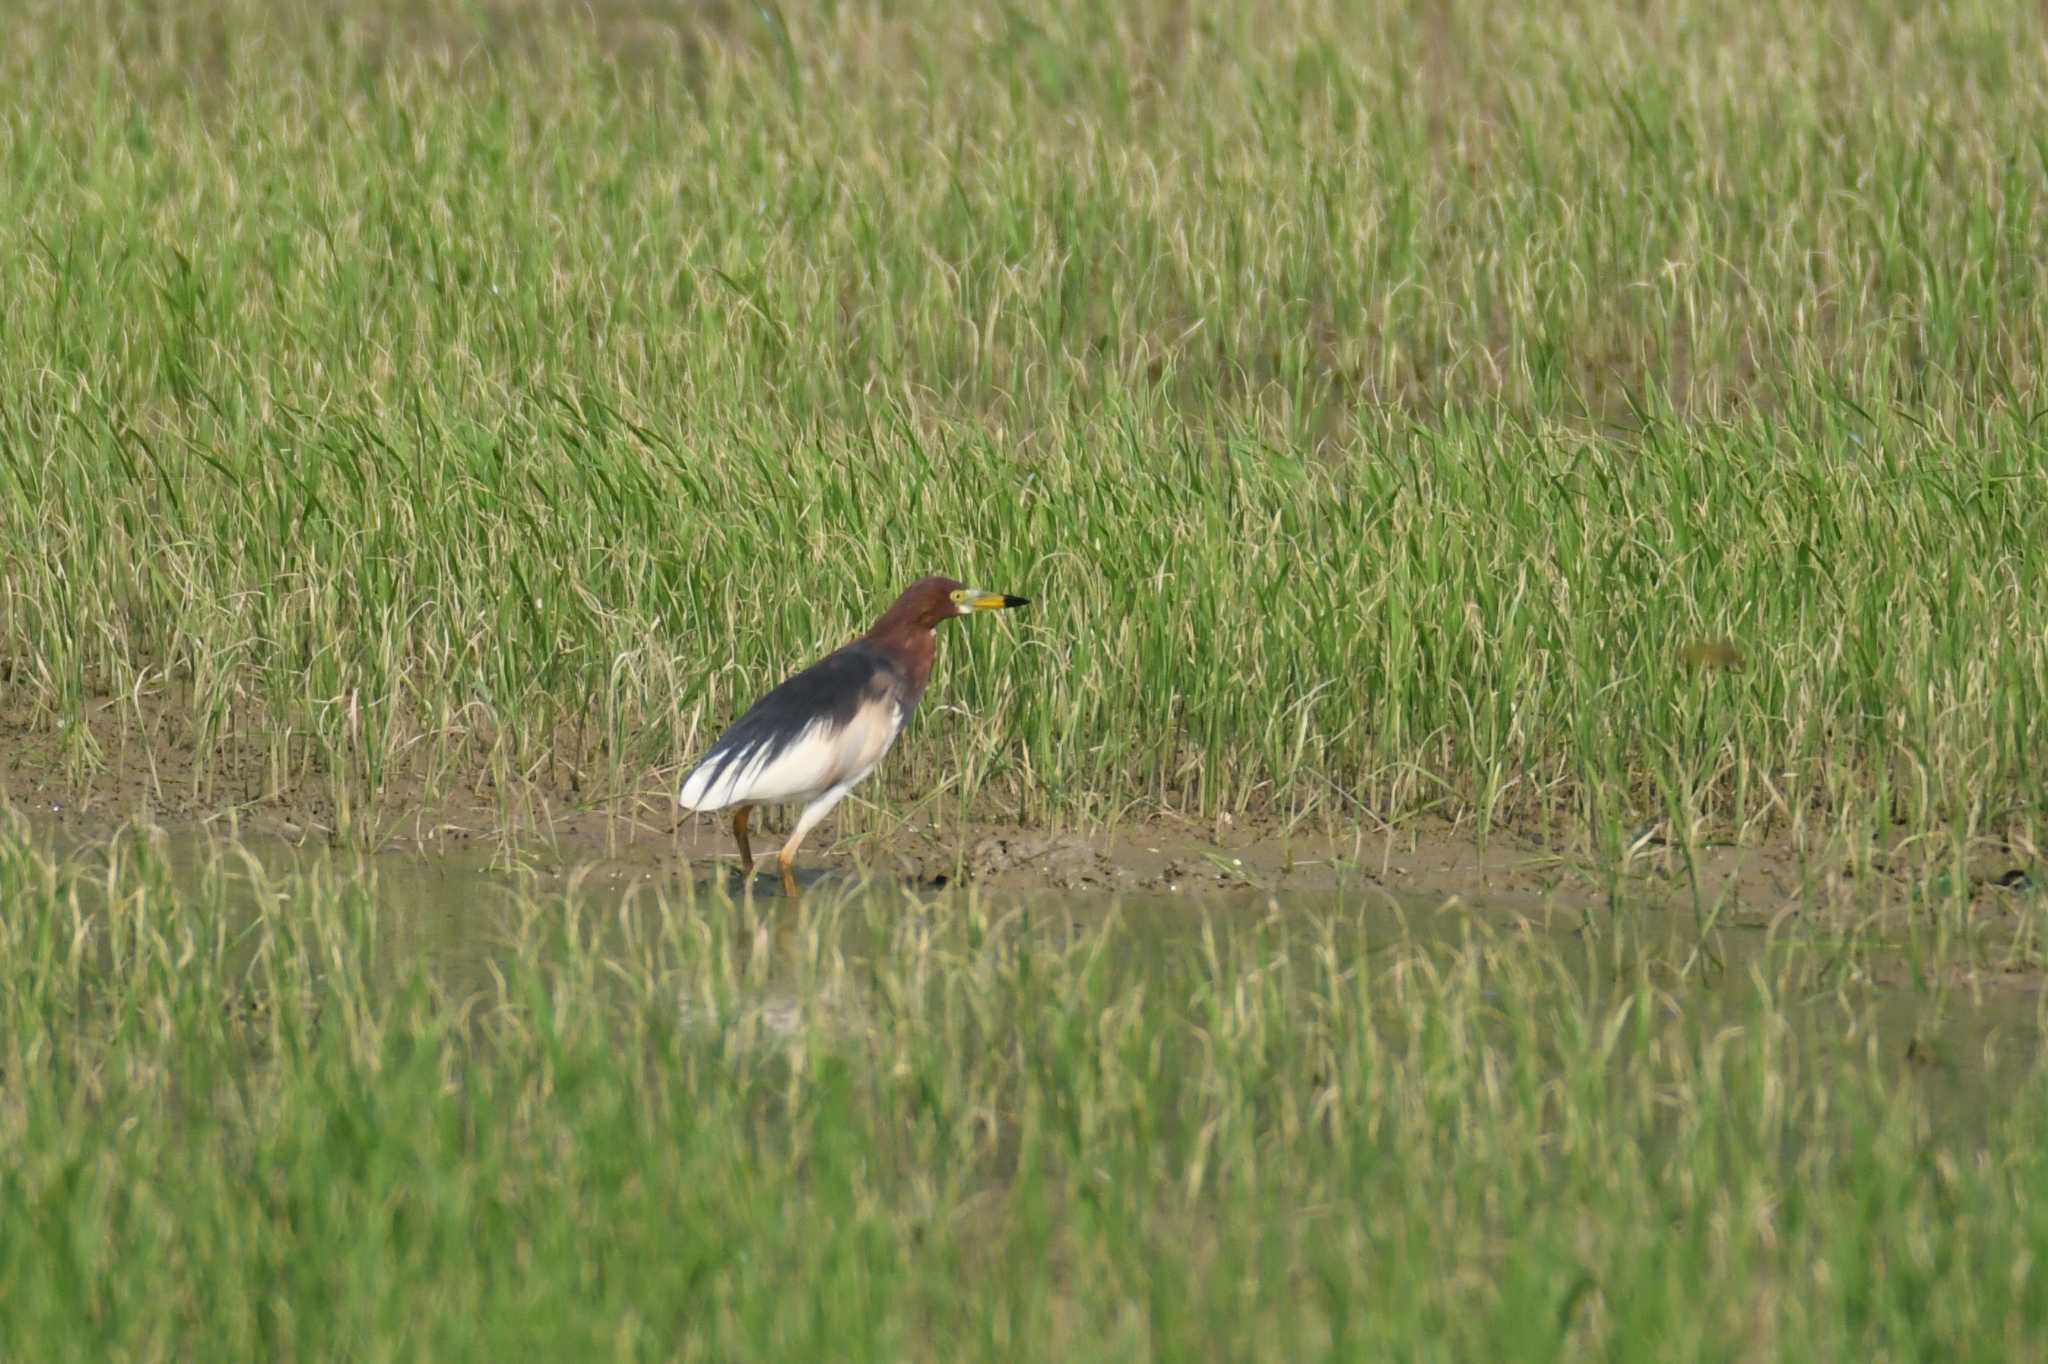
[27,821,2048,1148]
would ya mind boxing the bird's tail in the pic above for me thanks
[676,757,728,811]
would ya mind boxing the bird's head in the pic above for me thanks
[877,576,1032,633]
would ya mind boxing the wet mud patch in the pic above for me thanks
[3,708,2044,928]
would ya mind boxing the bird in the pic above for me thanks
[676,575,1031,896]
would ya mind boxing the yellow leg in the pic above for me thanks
[733,806,755,884]
[777,830,807,898]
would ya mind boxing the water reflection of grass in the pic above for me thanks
[3,819,2045,1356]
[3,1,2047,862]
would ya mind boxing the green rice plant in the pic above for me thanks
[3,815,2048,1357]
[0,0,2045,855]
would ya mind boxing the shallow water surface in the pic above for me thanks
[29,819,2048,1151]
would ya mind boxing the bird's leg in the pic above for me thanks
[732,806,755,885]
[777,830,807,899]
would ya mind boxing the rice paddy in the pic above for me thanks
[2,0,2045,861]
[4,0,2048,1355]
[3,817,2046,1359]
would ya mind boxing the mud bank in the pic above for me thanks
[5,700,2044,917]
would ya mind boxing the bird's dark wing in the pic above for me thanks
[676,642,910,810]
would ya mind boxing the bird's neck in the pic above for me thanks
[862,620,938,703]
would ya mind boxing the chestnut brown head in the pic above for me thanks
[867,575,1031,635]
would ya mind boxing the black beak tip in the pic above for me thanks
[1003,595,1032,609]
